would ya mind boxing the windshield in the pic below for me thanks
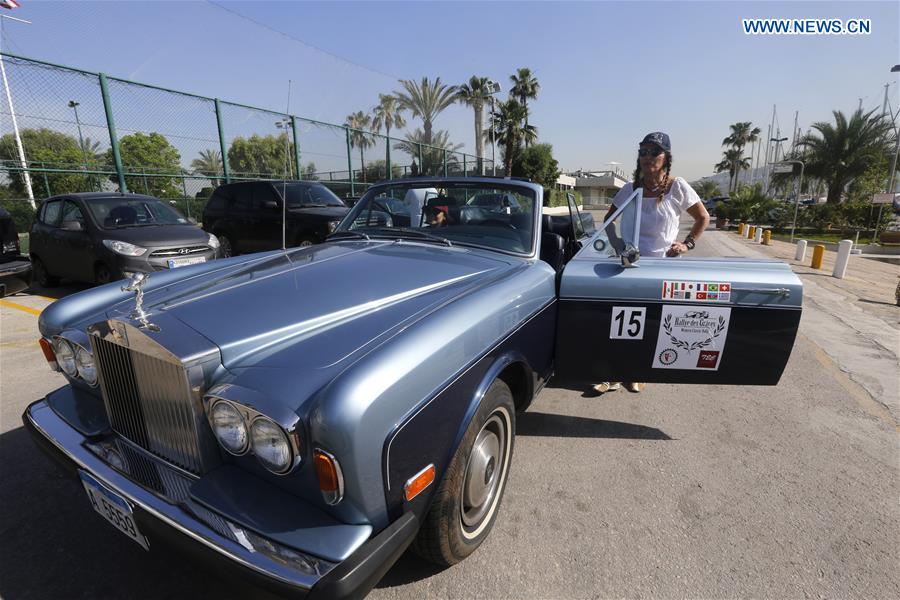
[86,197,191,229]
[278,183,346,208]
[338,182,538,254]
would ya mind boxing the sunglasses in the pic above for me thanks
[638,147,664,158]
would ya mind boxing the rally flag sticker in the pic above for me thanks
[662,281,732,302]
[652,305,732,370]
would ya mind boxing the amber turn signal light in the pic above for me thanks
[314,449,344,505]
[39,338,59,371]
[404,464,435,502]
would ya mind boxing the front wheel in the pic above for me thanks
[31,256,59,288]
[412,379,515,566]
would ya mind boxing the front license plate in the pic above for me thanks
[79,471,149,550]
[167,256,206,269]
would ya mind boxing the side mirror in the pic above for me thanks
[263,200,279,210]
[60,220,84,232]
[620,243,640,268]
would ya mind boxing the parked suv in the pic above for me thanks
[0,206,32,297]
[29,192,219,286]
[202,180,350,256]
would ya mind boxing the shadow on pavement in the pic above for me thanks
[517,411,672,440]
[23,282,92,300]
[375,550,446,589]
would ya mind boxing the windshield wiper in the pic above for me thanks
[371,227,452,247]
[327,230,370,241]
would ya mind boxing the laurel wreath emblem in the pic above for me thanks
[663,314,726,353]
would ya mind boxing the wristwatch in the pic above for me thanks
[683,235,696,250]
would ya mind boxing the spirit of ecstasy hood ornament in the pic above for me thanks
[121,272,159,331]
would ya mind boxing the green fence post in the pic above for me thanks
[291,116,301,180]
[463,154,467,177]
[417,143,423,176]
[214,99,230,184]
[345,128,355,196]
[182,176,191,220]
[42,171,51,197]
[99,73,127,193]
[443,150,448,177]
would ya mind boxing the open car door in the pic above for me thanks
[554,190,802,385]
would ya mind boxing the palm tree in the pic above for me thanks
[509,68,540,147]
[79,137,103,163]
[393,128,463,175]
[714,148,748,192]
[692,179,722,199]
[372,94,406,170]
[796,108,894,204]
[345,111,374,182]
[394,77,458,146]
[722,122,760,191]
[457,76,491,174]
[488,98,537,175]
[191,149,224,186]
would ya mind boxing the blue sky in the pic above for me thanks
[1,1,898,180]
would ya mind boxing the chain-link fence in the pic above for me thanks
[0,52,495,231]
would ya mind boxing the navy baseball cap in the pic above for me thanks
[640,132,671,152]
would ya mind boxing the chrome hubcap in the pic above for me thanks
[461,414,506,528]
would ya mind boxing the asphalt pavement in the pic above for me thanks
[0,230,897,599]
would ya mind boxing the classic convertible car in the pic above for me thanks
[24,177,802,598]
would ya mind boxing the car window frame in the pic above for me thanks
[41,199,63,227]
[61,199,87,227]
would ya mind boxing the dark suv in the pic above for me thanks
[202,180,349,256]
[29,192,219,286]
[0,206,32,297]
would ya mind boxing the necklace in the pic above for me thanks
[643,174,669,193]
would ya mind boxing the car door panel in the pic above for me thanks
[554,255,802,385]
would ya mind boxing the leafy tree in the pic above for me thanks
[394,77,458,146]
[795,108,894,204]
[0,128,91,197]
[227,133,295,179]
[488,98,537,176]
[691,179,723,199]
[301,161,318,181]
[393,129,462,175]
[457,76,492,174]
[509,68,540,147]
[345,111,375,182]
[191,149,224,187]
[511,143,559,191]
[108,132,182,197]
[722,122,760,191]
[714,148,748,193]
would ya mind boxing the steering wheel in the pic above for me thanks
[482,219,517,230]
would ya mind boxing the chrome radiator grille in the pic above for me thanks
[91,334,208,475]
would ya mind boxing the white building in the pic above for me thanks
[563,168,630,208]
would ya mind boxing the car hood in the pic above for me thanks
[110,241,518,372]
[100,224,209,248]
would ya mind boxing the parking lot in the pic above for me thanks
[1,230,898,599]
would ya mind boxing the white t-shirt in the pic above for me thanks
[611,177,700,257]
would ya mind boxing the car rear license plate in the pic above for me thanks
[167,256,206,269]
[79,471,149,550]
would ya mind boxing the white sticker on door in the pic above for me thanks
[652,305,731,370]
[610,306,646,340]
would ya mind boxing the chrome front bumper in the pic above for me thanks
[24,397,421,598]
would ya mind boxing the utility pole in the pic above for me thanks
[791,110,799,151]
[0,15,35,208]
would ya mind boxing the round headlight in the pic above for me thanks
[74,345,97,386]
[55,339,77,377]
[250,418,293,474]
[210,401,248,455]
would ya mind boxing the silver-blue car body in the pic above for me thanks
[24,177,802,598]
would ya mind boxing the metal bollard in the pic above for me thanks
[762,230,772,245]
[754,227,763,244]
[795,239,807,261]
[748,225,756,239]
[738,223,745,235]
[811,244,825,269]
[833,240,852,279]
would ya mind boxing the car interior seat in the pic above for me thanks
[105,205,137,227]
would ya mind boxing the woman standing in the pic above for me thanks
[594,132,710,394]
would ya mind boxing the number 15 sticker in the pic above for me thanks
[610,306,646,340]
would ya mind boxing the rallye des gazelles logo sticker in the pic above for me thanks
[662,281,731,302]
[652,305,732,370]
